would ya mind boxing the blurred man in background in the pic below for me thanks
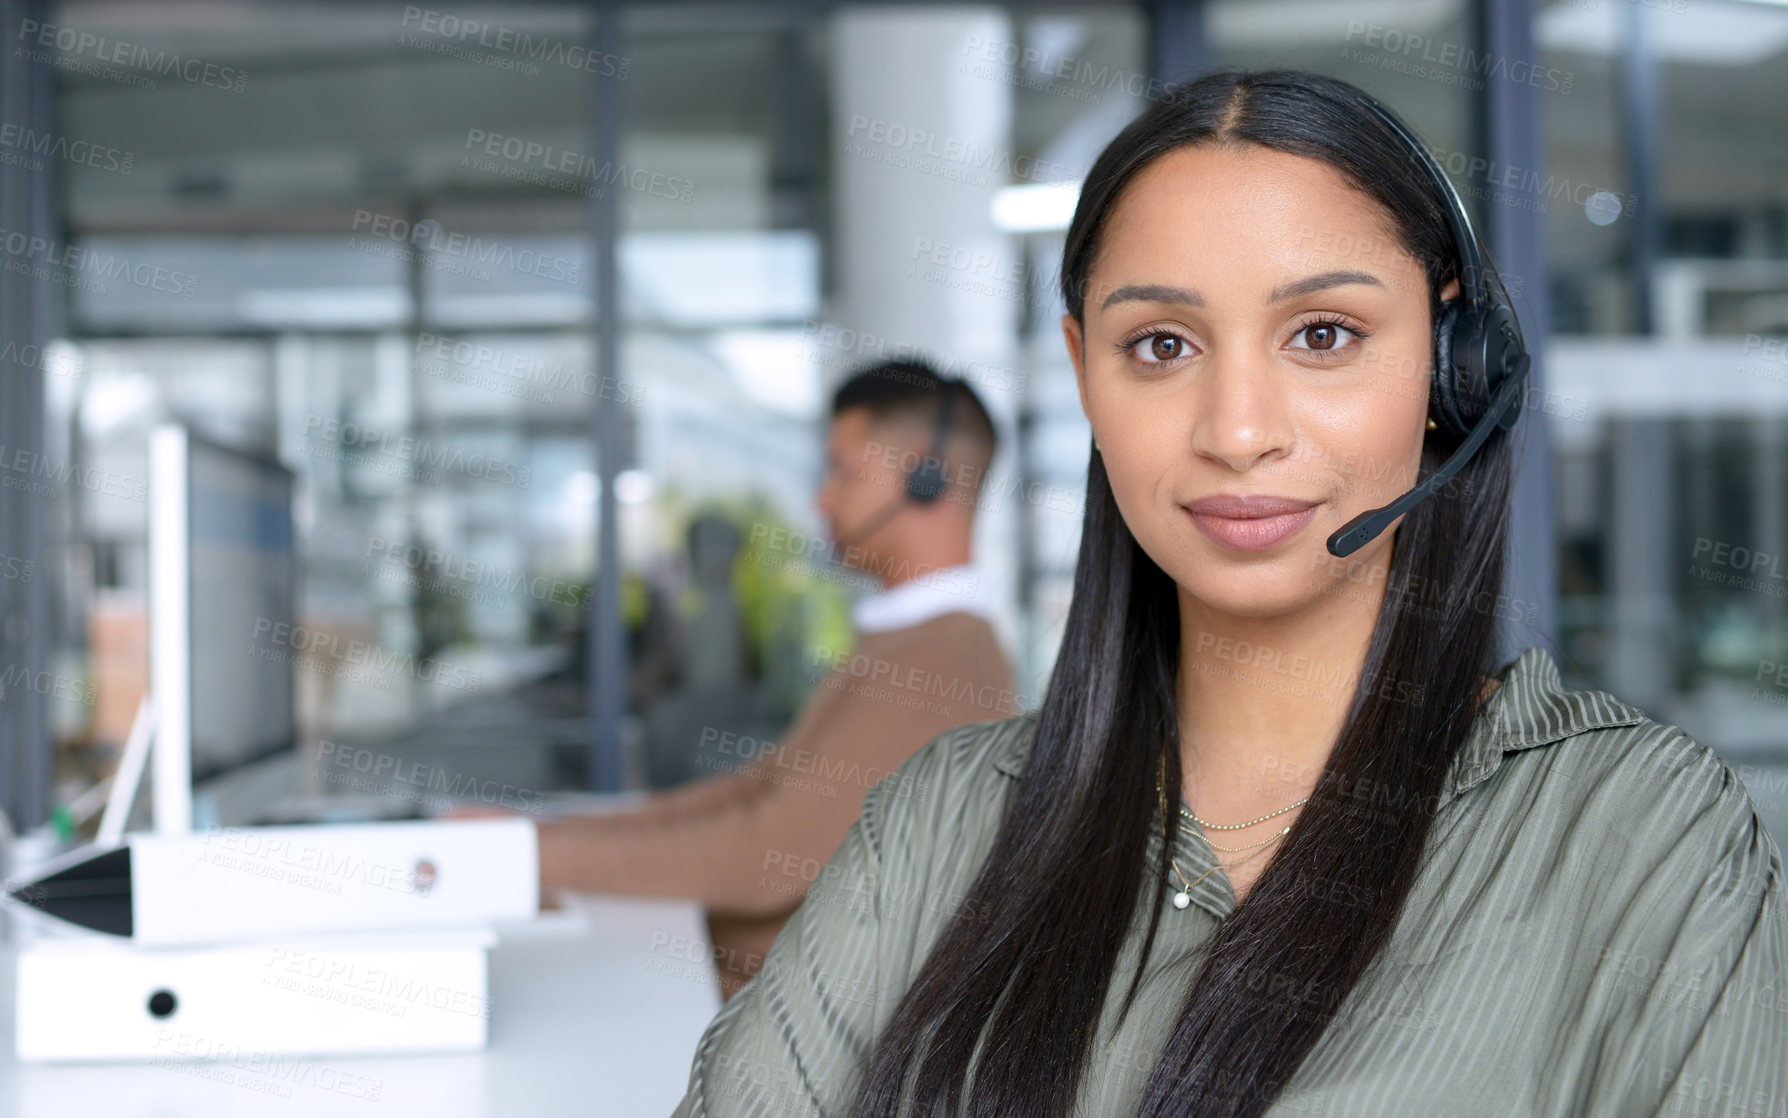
[530,360,1018,999]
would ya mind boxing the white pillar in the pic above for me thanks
[830,6,1017,354]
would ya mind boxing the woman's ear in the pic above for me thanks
[1061,312,1089,419]
[1439,276,1461,303]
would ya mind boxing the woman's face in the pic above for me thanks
[1062,142,1459,620]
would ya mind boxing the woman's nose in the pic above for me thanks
[1187,353,1294,471]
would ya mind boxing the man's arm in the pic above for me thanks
[596,761,767,828]
[533,654,860,880]
[537,623,1017,914]
[535,754,774,895]
[537,690,918,914]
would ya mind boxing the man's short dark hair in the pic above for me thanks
[830,360,998,472]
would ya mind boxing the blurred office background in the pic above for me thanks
[0,0,1785,848]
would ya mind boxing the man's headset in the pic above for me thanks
[1324,93,1533,559]
[828,378,961,556]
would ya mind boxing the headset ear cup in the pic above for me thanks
[905,379,960,505]
[906,463,944,503]
[1430,299,1464,439]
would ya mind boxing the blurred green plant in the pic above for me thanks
[657,483,855,720]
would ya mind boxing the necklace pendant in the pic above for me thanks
[1172,891,1190,910]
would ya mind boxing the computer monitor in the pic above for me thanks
[149,424,298,834]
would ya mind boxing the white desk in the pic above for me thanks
[0,895,723,1116]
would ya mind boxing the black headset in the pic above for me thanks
[1325,93,1533,559]
[904,378,959,504]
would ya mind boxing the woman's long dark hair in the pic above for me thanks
[847,69,1521,1118]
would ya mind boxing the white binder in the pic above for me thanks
[14,928,495,1062]
[6,818,537,946]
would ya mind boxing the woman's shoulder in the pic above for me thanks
[1516,695,1788,1077]
[854,710,1038,880]
[1492,656,1784,912]
[1579,717,1780,901]
[864,710,1037,824]
[1539,705,1769,851]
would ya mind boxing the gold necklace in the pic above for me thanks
[1179,794,1309,831]
[1179,819,1290,853]
[1156,752,1302,910]
[1165,836,1281,910]
[1155,751,1310,830]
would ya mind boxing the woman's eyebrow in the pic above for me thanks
[1099,283,1203,310]
[1268,269,1384,303]
[1098,270,1385,311]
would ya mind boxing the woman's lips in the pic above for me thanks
[1183,499,1319,552]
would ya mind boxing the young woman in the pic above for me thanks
[672,69,1787,1118]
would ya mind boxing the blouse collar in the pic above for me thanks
[991,646,1651,812]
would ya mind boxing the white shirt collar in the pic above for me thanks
[851,562,995,635]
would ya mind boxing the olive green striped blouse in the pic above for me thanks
[671,646,1788,1116]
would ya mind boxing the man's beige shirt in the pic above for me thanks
[564,608,1017,998]
[672,646,1788,1116]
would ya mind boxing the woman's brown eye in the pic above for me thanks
[1292,320,1366,354]
[1147,335,1182,361]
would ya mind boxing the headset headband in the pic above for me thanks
[907,379,959,503]
[1353,93,1488,307]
